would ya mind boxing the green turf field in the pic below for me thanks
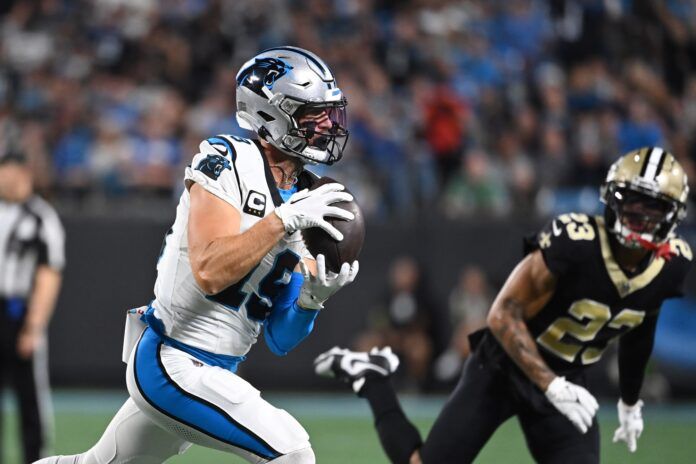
[4,390,696,463]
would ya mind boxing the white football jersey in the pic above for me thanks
[151,134,309,357]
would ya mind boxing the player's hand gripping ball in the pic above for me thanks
[302,176,365,273]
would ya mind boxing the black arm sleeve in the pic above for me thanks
[618,311,659,405]
[665,250,691,299]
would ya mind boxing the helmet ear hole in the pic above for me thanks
[257,111,276,122]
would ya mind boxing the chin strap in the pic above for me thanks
[625,233,675,260]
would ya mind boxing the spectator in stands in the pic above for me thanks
[536,122,571,189]
[617,97,665,153]
[435,265,492,383]
[0,0,696,220]
[422,83,469,187]
[494,128,536,213]
[355,256,444,390]
[442,148,509,218]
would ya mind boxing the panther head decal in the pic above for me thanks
[236,57,294,97]
[195,154,231,180]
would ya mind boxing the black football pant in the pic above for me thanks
[0,298,50,464]
[419,349,600,463]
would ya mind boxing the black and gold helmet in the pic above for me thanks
[600,147,689,248]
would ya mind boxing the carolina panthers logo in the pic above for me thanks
[236,57,293,97]
[196,154,231,180]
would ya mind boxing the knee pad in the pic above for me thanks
[267,446,315,464]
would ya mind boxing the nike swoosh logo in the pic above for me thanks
[340,356,388,376]
[552,220,562,236]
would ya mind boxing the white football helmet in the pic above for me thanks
[235,46,349,165]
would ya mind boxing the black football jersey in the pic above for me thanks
[524,213,691,373]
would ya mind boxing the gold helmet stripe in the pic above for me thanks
[640,146,664,180]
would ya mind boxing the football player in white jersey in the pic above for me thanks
[37,47,359,464]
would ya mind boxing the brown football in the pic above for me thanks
[302,176,365,273]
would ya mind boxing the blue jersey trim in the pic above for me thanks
[206,136,237,161]
[133,328,280,460]
[142,306,246,372]
[277,184,298,203]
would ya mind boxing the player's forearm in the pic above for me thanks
[24,266,62,331]
[488,297,556,391]
[618,347,651,405]
[618,315,657,405]
[192,214,286,294]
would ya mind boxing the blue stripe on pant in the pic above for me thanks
[133,328,280,460]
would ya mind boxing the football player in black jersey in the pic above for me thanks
[314,147,692,464]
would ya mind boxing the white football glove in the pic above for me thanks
[298,254,359,310]
[274,183,354,241]
[545,376,599,434]
[613,399,644,453]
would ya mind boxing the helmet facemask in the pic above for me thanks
[602,182,685,248]
[277,97,349,165]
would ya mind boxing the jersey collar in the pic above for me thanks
[253,139,321,205]
[595,216,665,298]
[254,140,284,207]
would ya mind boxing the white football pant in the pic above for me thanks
[34,328,314,463]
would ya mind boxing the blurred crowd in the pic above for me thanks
[354,256,492,391]
[2,0,696,219]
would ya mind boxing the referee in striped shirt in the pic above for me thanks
[0,151,64,463]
